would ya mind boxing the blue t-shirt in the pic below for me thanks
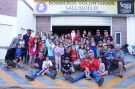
[23,34,30,47]
[15,48,22,57]
[34,57,44,69]
[106,51,115,60]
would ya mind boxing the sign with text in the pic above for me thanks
[34,0,118,15]
[118,0,134,14]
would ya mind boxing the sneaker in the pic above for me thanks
[58,69,61,72]
[20,65,24,68]
[98,77,104,87]
[86,77,92,80]
[4,64,9,69]
[68,76,75,83]
[25,75,34,81]
[15,66,18,69]
[37,73,40,76]
[42,73,44,75]
[119,75,123,78]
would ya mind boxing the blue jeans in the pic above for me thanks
[49,56,54,60]
[90,70,100,83]
[31,69,41,78]
[74,70,100,83]
[45,71,54,78]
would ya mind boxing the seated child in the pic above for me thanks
[105,46,115,74]
[62,57,72,80]
[15,43,23,68]
[81,57,91,80]
[97,58,108,76]
[37,56,52,75]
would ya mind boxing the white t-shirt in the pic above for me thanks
[42,60,52,69]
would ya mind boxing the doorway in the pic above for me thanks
[52,26,110,36]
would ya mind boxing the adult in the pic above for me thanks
[69,30,80,43]
[9,34,22,48]
[68,50,104,87]
[103,30,113,42]
[28,33,40,67]
[23,29,31,62]
[94,29,103,45]
[5,43,18,68]
[111,44,125,78]
[25,51,57,81]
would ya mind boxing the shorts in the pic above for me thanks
[111,60,125,72]
[6,60,15,66]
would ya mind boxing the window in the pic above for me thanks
[115,32,121,45]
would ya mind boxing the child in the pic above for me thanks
[81,57,91,80]
[21,44,26,63]
[62,57,72,80]
[97,58,108,76]
[37,56,52,75]
[71,46,81,71]
[15,43,23,67]
[105,46,115,74]
[54,42,64,72]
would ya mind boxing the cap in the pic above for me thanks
[62,55,65,59]
[38,49,44,53]
[89,50,94,53]
[77,30,80,33]
[96,29,100,32]
[104,30,108,32]
[65,57,70,60]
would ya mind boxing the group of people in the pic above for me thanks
[4,29,125,87]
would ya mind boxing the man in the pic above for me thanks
[5,43,18,68]
[68,50,104,87]
[103,30,113,42]
[23,29,31,62]
[25,51,57,81]
[111,44,125,78]
[69,30,80,43]
[9,34,22,48]
[94,29,103,45]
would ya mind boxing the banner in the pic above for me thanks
[34,0,117,15]
[117,0,134,14]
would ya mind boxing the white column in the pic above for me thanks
[127,16,135,53]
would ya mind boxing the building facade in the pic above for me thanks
[0,0,135,59]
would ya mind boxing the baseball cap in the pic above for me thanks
[96,29,100,32]
[104,30,108,32]
[77,30,80,33]
[65,57,70,60]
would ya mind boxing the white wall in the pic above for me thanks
[0,15,17,59]
[127,16,135,54]
[52,16,112,26]
[17,0,36,36]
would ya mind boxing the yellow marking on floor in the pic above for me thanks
[0,68,18,85]
[23,63,76,87]
[104,69,135,88]
[124,62,135,68]
[0,61,48,87]
[126,82,135,89]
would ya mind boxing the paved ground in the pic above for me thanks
[0,55,134,89]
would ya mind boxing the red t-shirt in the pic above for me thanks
[71,51,78,61]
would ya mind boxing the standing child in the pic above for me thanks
[97,58,108,76]
[21,44,26,63]
[62,57,72,80]
[37,56,52,75]
[54,42,64,72]
[81,57,91,80]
